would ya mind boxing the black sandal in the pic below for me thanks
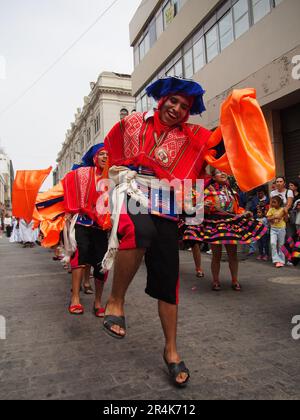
[163,355,190,388]
[212,282,221,291]
[232,282,242,291]
[103,315,126,339]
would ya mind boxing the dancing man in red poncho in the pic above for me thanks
[101,77,275,387]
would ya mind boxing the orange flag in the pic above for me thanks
[12,167,52,223]
[205,89,275,192]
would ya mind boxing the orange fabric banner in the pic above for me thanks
[205,89,275,192]
[35,181,65,222]
[40,216,66,248]
[12,167,52,223]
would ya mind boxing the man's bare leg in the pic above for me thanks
[94,279,105,309]
[71,267,85,311]
[105,249,145,336]
[158,300,189,385]
[83,265,92,289]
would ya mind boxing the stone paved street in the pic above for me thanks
[0,235,300,400]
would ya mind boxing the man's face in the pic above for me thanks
[97,150,108,169]
[159,95,191,126]
[258,191,265,199]
[276,178,285,190]
[213,170,228,184]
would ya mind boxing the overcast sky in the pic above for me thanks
[0,0,141,189]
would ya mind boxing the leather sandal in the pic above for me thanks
[94,307,105,318]
[163,354,190,388]
[196,269,205,278]
[103,315,126,339]
[212,282,221,291]
[68,303,84,315]
[232,282,242,291]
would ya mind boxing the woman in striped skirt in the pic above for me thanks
[182,169,268,291]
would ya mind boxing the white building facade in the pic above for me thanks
[56,72,135,181]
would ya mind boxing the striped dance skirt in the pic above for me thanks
[181,213,268,245]
[282,231,300,266]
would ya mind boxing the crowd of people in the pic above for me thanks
[3,217,40,246]
[7,76,299,388]
[0,205,13,238]
[243,176,300,267]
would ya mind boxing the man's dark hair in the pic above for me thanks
[257,187,266,194]
[289,180,299,190]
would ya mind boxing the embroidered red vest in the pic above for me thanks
[105,112,211,182]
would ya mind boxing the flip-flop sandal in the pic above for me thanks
[94,307,105,318]
[84,286,94,295]
[196,270,205,278]
[163,355,190,388]
[212,283,221,291]
[103,315,126,339]
[232,283,242,291]
[68,304,84,315]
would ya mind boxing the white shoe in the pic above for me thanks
[206,250,212,255]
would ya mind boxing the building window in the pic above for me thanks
[136,98,142,113]
[166,66,175,77]
[251,0,271,24]
[134,46,139,67]
[156,9,164,39]
[193,37,205,73]
[184,49,193,79]
[166,58,183,78]
[206,24,219,63]
[139,33,150,61]
[233,0,250,39]
[141,95,148,112]
[94,114,100,134]
[120,108,129,120]
[79,137,84,152]
[219,11,234,51]
[149,18,157,48]
[174,58,183,77]
[87,127,91,145]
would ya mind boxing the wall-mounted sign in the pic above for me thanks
[164,4,175,27]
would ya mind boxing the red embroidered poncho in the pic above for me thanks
[104,111,211,182]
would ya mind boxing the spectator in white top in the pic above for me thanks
[4,213,13,238]
[270,176,293,212]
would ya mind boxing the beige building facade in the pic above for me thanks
[0,151,14,210]
[130,0,300,182]
[0,173,5,207]
[55,72,135,181]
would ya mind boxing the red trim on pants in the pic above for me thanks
[118,209,137,250]
[94,272,109,283]
[70,249,85,270]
